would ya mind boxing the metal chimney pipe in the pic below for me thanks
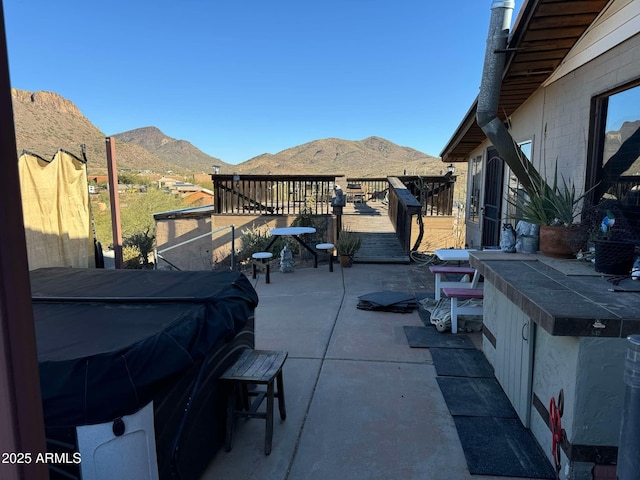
[476,0,543,194]
[477,0,514,125]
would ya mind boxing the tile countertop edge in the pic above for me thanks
[469,251,630,338]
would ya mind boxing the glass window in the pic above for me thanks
[505,141,532,223]
[588,82,640,236]
[469,155,482,223]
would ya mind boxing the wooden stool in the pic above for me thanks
[252,252,273,283]
[220,349,288,455]
[316,243,335,272]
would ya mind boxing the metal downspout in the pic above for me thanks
[476,0,543,194]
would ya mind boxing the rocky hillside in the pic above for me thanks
[11,88,452,178]
[11,89,219,175]
[604,120,640,174]
[113,126,230,173]
[234,136,444,177]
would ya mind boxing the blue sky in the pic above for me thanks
[5,0,523,165]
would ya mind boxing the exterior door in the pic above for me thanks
[481,148,505,247]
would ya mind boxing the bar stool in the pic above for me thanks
[220,349,288,455]
[252,252,273,283]
[315,243,335,272]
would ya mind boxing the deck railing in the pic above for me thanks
[212,174,455,217]
[387,177,422,253]
[398,175,456,216]
[344,176,455,215]
[211,174,340,216]
[343,177,389,202]
[211,173,456,254]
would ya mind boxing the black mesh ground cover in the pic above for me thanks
[436,377,518,418]
[430,348,494,378]
[403,325,475,349]
[420,329,555,478]
[453,416,556,478]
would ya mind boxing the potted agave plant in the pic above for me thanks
[335,228,361,267]
[507,163,589,258]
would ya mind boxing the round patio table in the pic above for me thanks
[264,227,318,268]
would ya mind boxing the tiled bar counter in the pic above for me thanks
[468,251,640,479]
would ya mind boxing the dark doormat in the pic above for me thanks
[357,291,418,312]
[403,325,475,349]
[436,377,518,418]
[453,416,555,478]
[430,348,494,378]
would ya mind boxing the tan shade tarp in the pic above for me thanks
[18,150,95,270]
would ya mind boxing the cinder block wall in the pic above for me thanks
[155,216,213,270]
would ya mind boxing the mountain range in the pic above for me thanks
[11,88,448,177]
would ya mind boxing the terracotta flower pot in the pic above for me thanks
[339,254,354,268]
[539,225,577,259]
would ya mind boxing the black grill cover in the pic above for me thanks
[30,267,258,428]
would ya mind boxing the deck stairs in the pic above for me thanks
[341,201,410,264]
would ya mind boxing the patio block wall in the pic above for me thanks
[155,215,213,271]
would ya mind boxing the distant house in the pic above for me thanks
[156,176,214,205]
[88,175,109,185]
[182,190,214,206]
[441,0,640,249]
[156,176,185,189]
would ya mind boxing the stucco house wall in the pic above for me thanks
[464,31,640,248]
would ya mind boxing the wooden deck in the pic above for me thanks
[342,201,410,264]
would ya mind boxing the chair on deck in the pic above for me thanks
[346,183,367,204]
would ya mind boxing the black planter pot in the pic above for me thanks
[594,240,635,275]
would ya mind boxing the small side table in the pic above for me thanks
[316,243,335,272]
[220,349,288,455]
[252,252,273,283]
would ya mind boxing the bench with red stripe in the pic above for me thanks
[429,266,478,300]
[441,287,484,334]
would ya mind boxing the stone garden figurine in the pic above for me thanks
[280,243,294,272]
[500,223,517,253]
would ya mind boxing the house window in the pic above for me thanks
[505,141,532,223]
[469,155,482,223]
[588,81,640,235]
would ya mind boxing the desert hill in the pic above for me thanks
[11,89,221,175]
[234,136,444,177]
[113,126,230,173]
[11,88,452,178]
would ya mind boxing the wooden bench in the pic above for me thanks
[441,287,484,334]
[429,266,479,300]
[219,349,288,455]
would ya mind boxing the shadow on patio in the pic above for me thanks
[200,262,544,480]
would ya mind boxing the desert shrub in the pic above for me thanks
[290,207,328,257]
[238,223,287,262]
[122,245,143,269]
[92,187,186,248]
[123,227,155,267]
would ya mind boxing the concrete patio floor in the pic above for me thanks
[200,262,540,480]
